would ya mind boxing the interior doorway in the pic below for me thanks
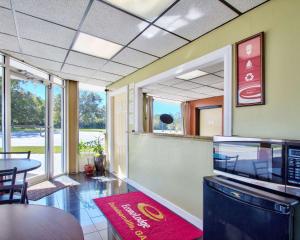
[197,106,223,137]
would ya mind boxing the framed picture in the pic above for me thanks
[236,32,265,107]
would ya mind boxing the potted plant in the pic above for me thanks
[79,141,94,176]
[87,138,106,176]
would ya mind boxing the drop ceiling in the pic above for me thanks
[0,0,268,86]
[143,62,224,101]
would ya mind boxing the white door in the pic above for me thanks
[111,91,128,178]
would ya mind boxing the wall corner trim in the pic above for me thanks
[125,178,203,230]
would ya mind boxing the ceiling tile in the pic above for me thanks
[129,26,188,57]
[0,8,17,35]
[23,55,62,71]
[13,0,89,29]
[0,33,20,52]
[182,91,208,99]
[225,0,267,13]
[103,0,176,22]
[66,51,107,70]
[214,70,224,77]
[112,47,158,68]
[16,12,76,48]
[210,81,224,90]
[155,0,237,40]
[192,86,223,96]
[160,78,185,86]
[199,62,224,73]
[190,74,222,85]
[178,90,205,99]
[21,39,68,62]
[144,83,167,90]
[62,64,96,78]
[187,93,210,100]
[1,50,24,60]
[93,71,122,82]
[52,71,111,86]
[101,61,137,76]
[81,1,149,45]
[158,86,181,94]
[0,0,11,8]
[173,80,200,90]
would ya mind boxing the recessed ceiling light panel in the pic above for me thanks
[104,0,176,21]
[72,32,123,59]
[176,69,208,80]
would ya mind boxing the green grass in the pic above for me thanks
[12,128,44,132]
[11,146,62,154]
[12,128,106,133]
[79,128,106,132]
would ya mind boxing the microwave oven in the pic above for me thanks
[213,136,300,197]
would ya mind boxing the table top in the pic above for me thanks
[0,159,41,173]
[0,204,84,240]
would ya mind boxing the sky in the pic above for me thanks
[153,99,181,115]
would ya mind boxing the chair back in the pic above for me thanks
[0,167,17,200]
[0,151,31,159]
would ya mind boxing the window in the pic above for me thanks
[52,80,65,176]
[0,67,3,151]
[0,54,68,181]
[152,98,183,134]
[78,83,106,171]
[10,58,49,80]
[10,75,47,179]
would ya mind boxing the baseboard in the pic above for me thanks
[126,178,203,230]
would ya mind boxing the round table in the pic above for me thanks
[0,204,84,240]
[0,159,41,173]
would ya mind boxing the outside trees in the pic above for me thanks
[79,90,106,129]
[9,80,106,130]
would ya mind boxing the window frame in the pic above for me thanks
[134,45,233,136]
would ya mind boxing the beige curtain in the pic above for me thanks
[181,102,190,135]
[143,94,153,133]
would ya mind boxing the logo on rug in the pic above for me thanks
[137,203,165,222]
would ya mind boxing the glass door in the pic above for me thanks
[10,75,47,181]
[52,82,65,177]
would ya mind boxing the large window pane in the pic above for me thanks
[11,76,46,179]
[53,84,64,176]
[0,67,3,151]
[153,98,183,134]
[10,58,48,80]
[78,83,106,171]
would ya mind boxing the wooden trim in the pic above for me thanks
[236,32,265,107]
[67,80,79,174]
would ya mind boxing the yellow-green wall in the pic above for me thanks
[110,0,300,221]
[129,134,213,219]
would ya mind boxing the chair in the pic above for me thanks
[225,155,239,173]
[252,160,271,180]
[0,151,31,203]
[0,167,27,204]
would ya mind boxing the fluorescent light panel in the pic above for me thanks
[73,32,123,59]
[104,0,176,21]
[176,69,208,80]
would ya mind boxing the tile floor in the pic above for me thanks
[29,173,137,240]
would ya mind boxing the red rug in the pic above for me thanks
[94,192,203,240]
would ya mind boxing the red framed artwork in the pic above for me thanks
[236,32,265,107]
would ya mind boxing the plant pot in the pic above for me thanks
[84,164,94,176]
[94,155,105,175]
